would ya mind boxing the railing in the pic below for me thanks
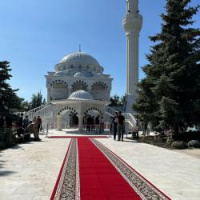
[25,104,53,121]
[26,105,45,114]
[105,106,137,133]
[104,106,123,117]
[123,112,137,128]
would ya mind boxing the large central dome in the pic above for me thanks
[59,52,100,66]
[54,51,104,76]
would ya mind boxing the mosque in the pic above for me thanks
[44,51,112,130]
[27,0,142,132]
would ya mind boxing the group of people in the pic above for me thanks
[111,111,125,141]
[83,115,104,134]
[15,114,42,141]
[0,113,42,142]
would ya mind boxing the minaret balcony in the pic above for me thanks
[123,13,143,33]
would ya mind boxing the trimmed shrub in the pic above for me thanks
[171,141,188,149]
[188,140,200,148]
[184,131,200,142]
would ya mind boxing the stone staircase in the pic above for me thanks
[104,106,137,133]
[25,104,54,120]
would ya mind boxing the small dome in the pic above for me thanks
[96,73,102,76]
[73,72,93,77]
[59,52,100,66]
[54,70,70,76]
[74,72,86,77]
[68,90,94,100]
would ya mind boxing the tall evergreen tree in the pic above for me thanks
[109,94,126,107]
[134,0,200,135]
[109,95,120,107]
[0,61,22,114]
[29,91,44,109]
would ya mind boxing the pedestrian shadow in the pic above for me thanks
[0,160,6,168]
[0,170,16,176]
[0,158,16,177]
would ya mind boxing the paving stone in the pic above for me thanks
[0,129,200,200]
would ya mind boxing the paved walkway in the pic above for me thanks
[0,129,200,200]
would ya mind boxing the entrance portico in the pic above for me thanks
[52,90,109,131]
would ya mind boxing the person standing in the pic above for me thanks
[23,115,30,129]
[113,112,119,140]
[26,121,41,141]
[37,116,42,133]
[99,116,104,134]
[17,113,23,128]
[95,115,100,134]
[117,111,125,141]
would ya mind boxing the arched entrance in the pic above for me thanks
[83,107,103,133]
[69,111,79,127]
[57,106,78,130]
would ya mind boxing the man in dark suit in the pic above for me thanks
[117,111,125,141]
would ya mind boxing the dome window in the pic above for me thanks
[71,65,73,68]
[79,65,82,69]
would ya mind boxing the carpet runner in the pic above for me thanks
[50,138,171,200]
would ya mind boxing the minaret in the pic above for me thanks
[123,0,143,112]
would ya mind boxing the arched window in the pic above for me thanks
[91,82,108,101]
[71,80,88,92]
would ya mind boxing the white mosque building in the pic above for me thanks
[27,51,117,131]
[44,51,112,130]
[26,0,141,132]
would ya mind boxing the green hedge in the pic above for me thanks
[171,141,188,149]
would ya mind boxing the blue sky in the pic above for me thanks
[0,0,199,101]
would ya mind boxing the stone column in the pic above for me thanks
[78,115,83,131]
[68,86,72,97]
[47,88,51,104]
[57,115,62,131]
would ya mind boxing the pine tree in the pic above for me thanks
[109,95,120,107]
[30,91,43,109]
[42,98,46,105]
[109,94,126,107]
[0,61,22,114]
[134,0,200,136]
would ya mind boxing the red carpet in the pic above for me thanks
[50,137,171,200]
[78,138,141,199]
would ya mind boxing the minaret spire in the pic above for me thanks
[123,0,143,112]
[79,44,81,52]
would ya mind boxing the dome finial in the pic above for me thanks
[79,44,81,52]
